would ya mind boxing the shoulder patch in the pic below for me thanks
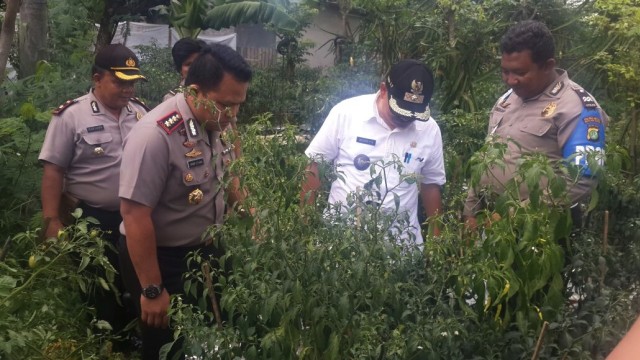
[571,86,598,110]
[157,112,184,134]
[52,99,78,115]
[130,97,151,112]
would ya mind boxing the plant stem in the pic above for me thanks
[202,262,223,329]
[531,320,549,360]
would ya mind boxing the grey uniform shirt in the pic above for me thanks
[119,94,234,247]
[464,69,608,217]
[38,90,147,211]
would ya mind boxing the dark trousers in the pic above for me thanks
[77,203,137,346]
[118,236,225,360]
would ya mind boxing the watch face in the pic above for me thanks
[142,285,162,299]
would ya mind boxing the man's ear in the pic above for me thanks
[543,58,556,72]
[379,81,388,95]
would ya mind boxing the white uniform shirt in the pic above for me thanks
[305,93,446,244]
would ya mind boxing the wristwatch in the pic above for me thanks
[141,284,164,299]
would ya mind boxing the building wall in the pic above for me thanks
[302,7,360,68]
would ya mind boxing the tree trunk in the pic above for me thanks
[0,0,21,86]
[95,2,118,51]
[18,0,48,78]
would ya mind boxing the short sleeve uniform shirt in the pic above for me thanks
[305,93,446,244]
[38,90,147,211]
[119,94,234,247]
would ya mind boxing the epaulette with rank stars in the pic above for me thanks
[157,112,184,134]
[52,99,78,115]
[130,97,151,112]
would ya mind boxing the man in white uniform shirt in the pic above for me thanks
[301,59,445,244]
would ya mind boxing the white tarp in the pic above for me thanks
[111,21,237,53]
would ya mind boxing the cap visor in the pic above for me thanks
[114,70,147,81]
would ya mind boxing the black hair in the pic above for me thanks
[184,43,253,92]
[171,37,207,72]
[500,20,555,66]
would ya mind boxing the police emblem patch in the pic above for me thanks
[188,188,204,205]
[354,154,371,171]
[587,126,600,142]
[541,102,557,118]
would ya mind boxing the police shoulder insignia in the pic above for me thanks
[90,101,100,113]
[52,99,78,115]
[130,97,151,111]
[157,112,184,134]
[549,81,564,96]
[571,86,598,109]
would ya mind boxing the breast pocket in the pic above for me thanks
[520,121,553,136]
[81,133,114,157]
[519,121,555,151]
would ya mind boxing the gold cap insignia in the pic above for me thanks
[403,80,425,103]
[188,188,204,205]
[541,102,557,118]
[185,149,202,158]
[125,57,136,67]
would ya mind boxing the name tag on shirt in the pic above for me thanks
[188,158,205,168]
[87,125,105,133]
[356,137,376,146]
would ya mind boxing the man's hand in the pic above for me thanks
[464,216,478,232]
[44,217,64,239]
[140,290,170,328]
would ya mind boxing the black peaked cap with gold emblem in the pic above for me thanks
[94,44,146,81]
[386,59,434,123]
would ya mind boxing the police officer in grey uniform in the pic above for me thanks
[118,43,251,359]
[463,21,607,228]
[39,44,148,347]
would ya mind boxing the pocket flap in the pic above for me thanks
[82,133,113,145]
[520,121,552,137]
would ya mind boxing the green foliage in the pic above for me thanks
[0,111,49,235]
[0,215,123,359]
[134,44,180,108]
[165,0,298,38]
[156,121,640,359]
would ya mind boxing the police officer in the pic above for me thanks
[163,37,206,101]
[118,43,251,359]
[39,43,148,347]
[463,21,608,228]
